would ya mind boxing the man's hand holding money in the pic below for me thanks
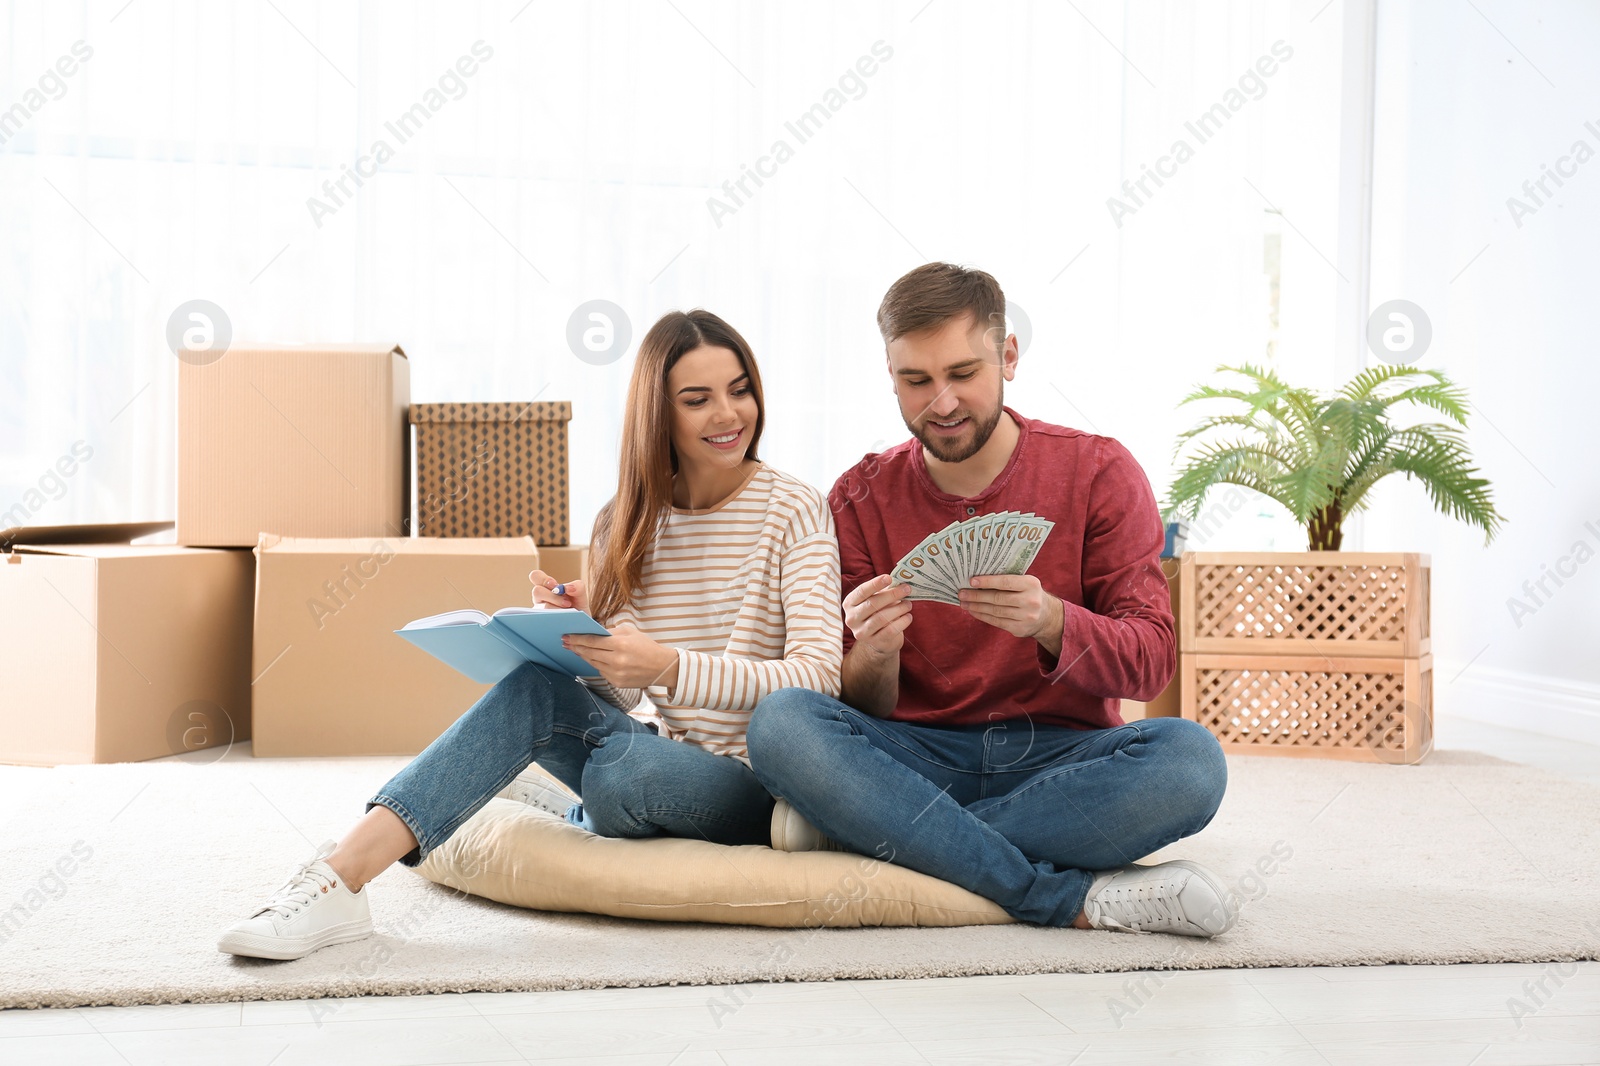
[958,574,1064,655]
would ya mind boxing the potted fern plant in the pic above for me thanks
[1163,363,1503,550]
[1156,362,1504,766]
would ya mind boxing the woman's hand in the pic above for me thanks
[563,623,680,691]
[529,569,588,613]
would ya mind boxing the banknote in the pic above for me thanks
[889,511,1053,603]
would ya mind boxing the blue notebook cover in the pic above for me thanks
[395,607,611,683]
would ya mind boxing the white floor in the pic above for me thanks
[4,717,1598,1066]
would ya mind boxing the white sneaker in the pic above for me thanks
[497,766,578,819]
[1081,859,1237,937]
[769,799,851,853]
[218,841,373,960]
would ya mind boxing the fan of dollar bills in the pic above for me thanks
[889,511,1055,605]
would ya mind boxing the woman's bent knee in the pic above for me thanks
[498,660,562,697]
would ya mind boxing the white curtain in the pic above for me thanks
[1,0,1349,551]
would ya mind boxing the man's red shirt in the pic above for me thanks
[829,407,1175,730]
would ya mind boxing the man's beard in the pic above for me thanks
[910,395,1005,464]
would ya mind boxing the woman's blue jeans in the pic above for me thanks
[368,662,775,866]
[744,688,1227,927]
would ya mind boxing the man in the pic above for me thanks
[746,262,1235,936]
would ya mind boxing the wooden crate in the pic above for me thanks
[1179,552,1430,659]
[1180,653,1433,764]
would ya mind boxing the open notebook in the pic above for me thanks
[395,606,611,683]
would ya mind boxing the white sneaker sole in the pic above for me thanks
[217,917,373,961]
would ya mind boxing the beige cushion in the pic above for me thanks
[416,796,1015,929]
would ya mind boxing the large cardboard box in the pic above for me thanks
[411,401,572,544]
[0,524,253,765]
[535,544,589,586]
[251,534,541,757]
[179,343,410,547]
[1120,557,1181,722]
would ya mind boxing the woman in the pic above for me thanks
[218,310,843,960]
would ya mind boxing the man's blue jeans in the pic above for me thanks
[368,662,775,866]
[745,689,1227,927]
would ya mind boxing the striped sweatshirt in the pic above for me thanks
[579,463,843,763]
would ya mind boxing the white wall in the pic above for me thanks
[1365,0,1600,744]
[0,0,1347,557]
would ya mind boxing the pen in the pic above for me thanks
[553,584,566,597]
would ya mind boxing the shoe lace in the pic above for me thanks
[510,777,573,816]
[511,783,548,808]
[1086,877,1186,934]
[253,857,338,922]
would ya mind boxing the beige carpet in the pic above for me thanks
[1,745,1598,1010]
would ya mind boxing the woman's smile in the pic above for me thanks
[703,427,745,450]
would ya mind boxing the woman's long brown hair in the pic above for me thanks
[587,309,765,624]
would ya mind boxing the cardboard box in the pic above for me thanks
[251,534,541,757]
[535,544,589,586]
[179,343,410,547]
[411,401,571,544]
[0,523,253,765]
[1120,556,1181,722]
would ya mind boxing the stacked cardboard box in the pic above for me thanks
[177,343,410,546]
[174,344,581,757]
[1,343,582,764]
[1177,552,1433,764]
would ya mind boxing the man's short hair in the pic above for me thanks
[876,262,1007,351]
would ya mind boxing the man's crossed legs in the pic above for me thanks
[746,688,1234,933]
